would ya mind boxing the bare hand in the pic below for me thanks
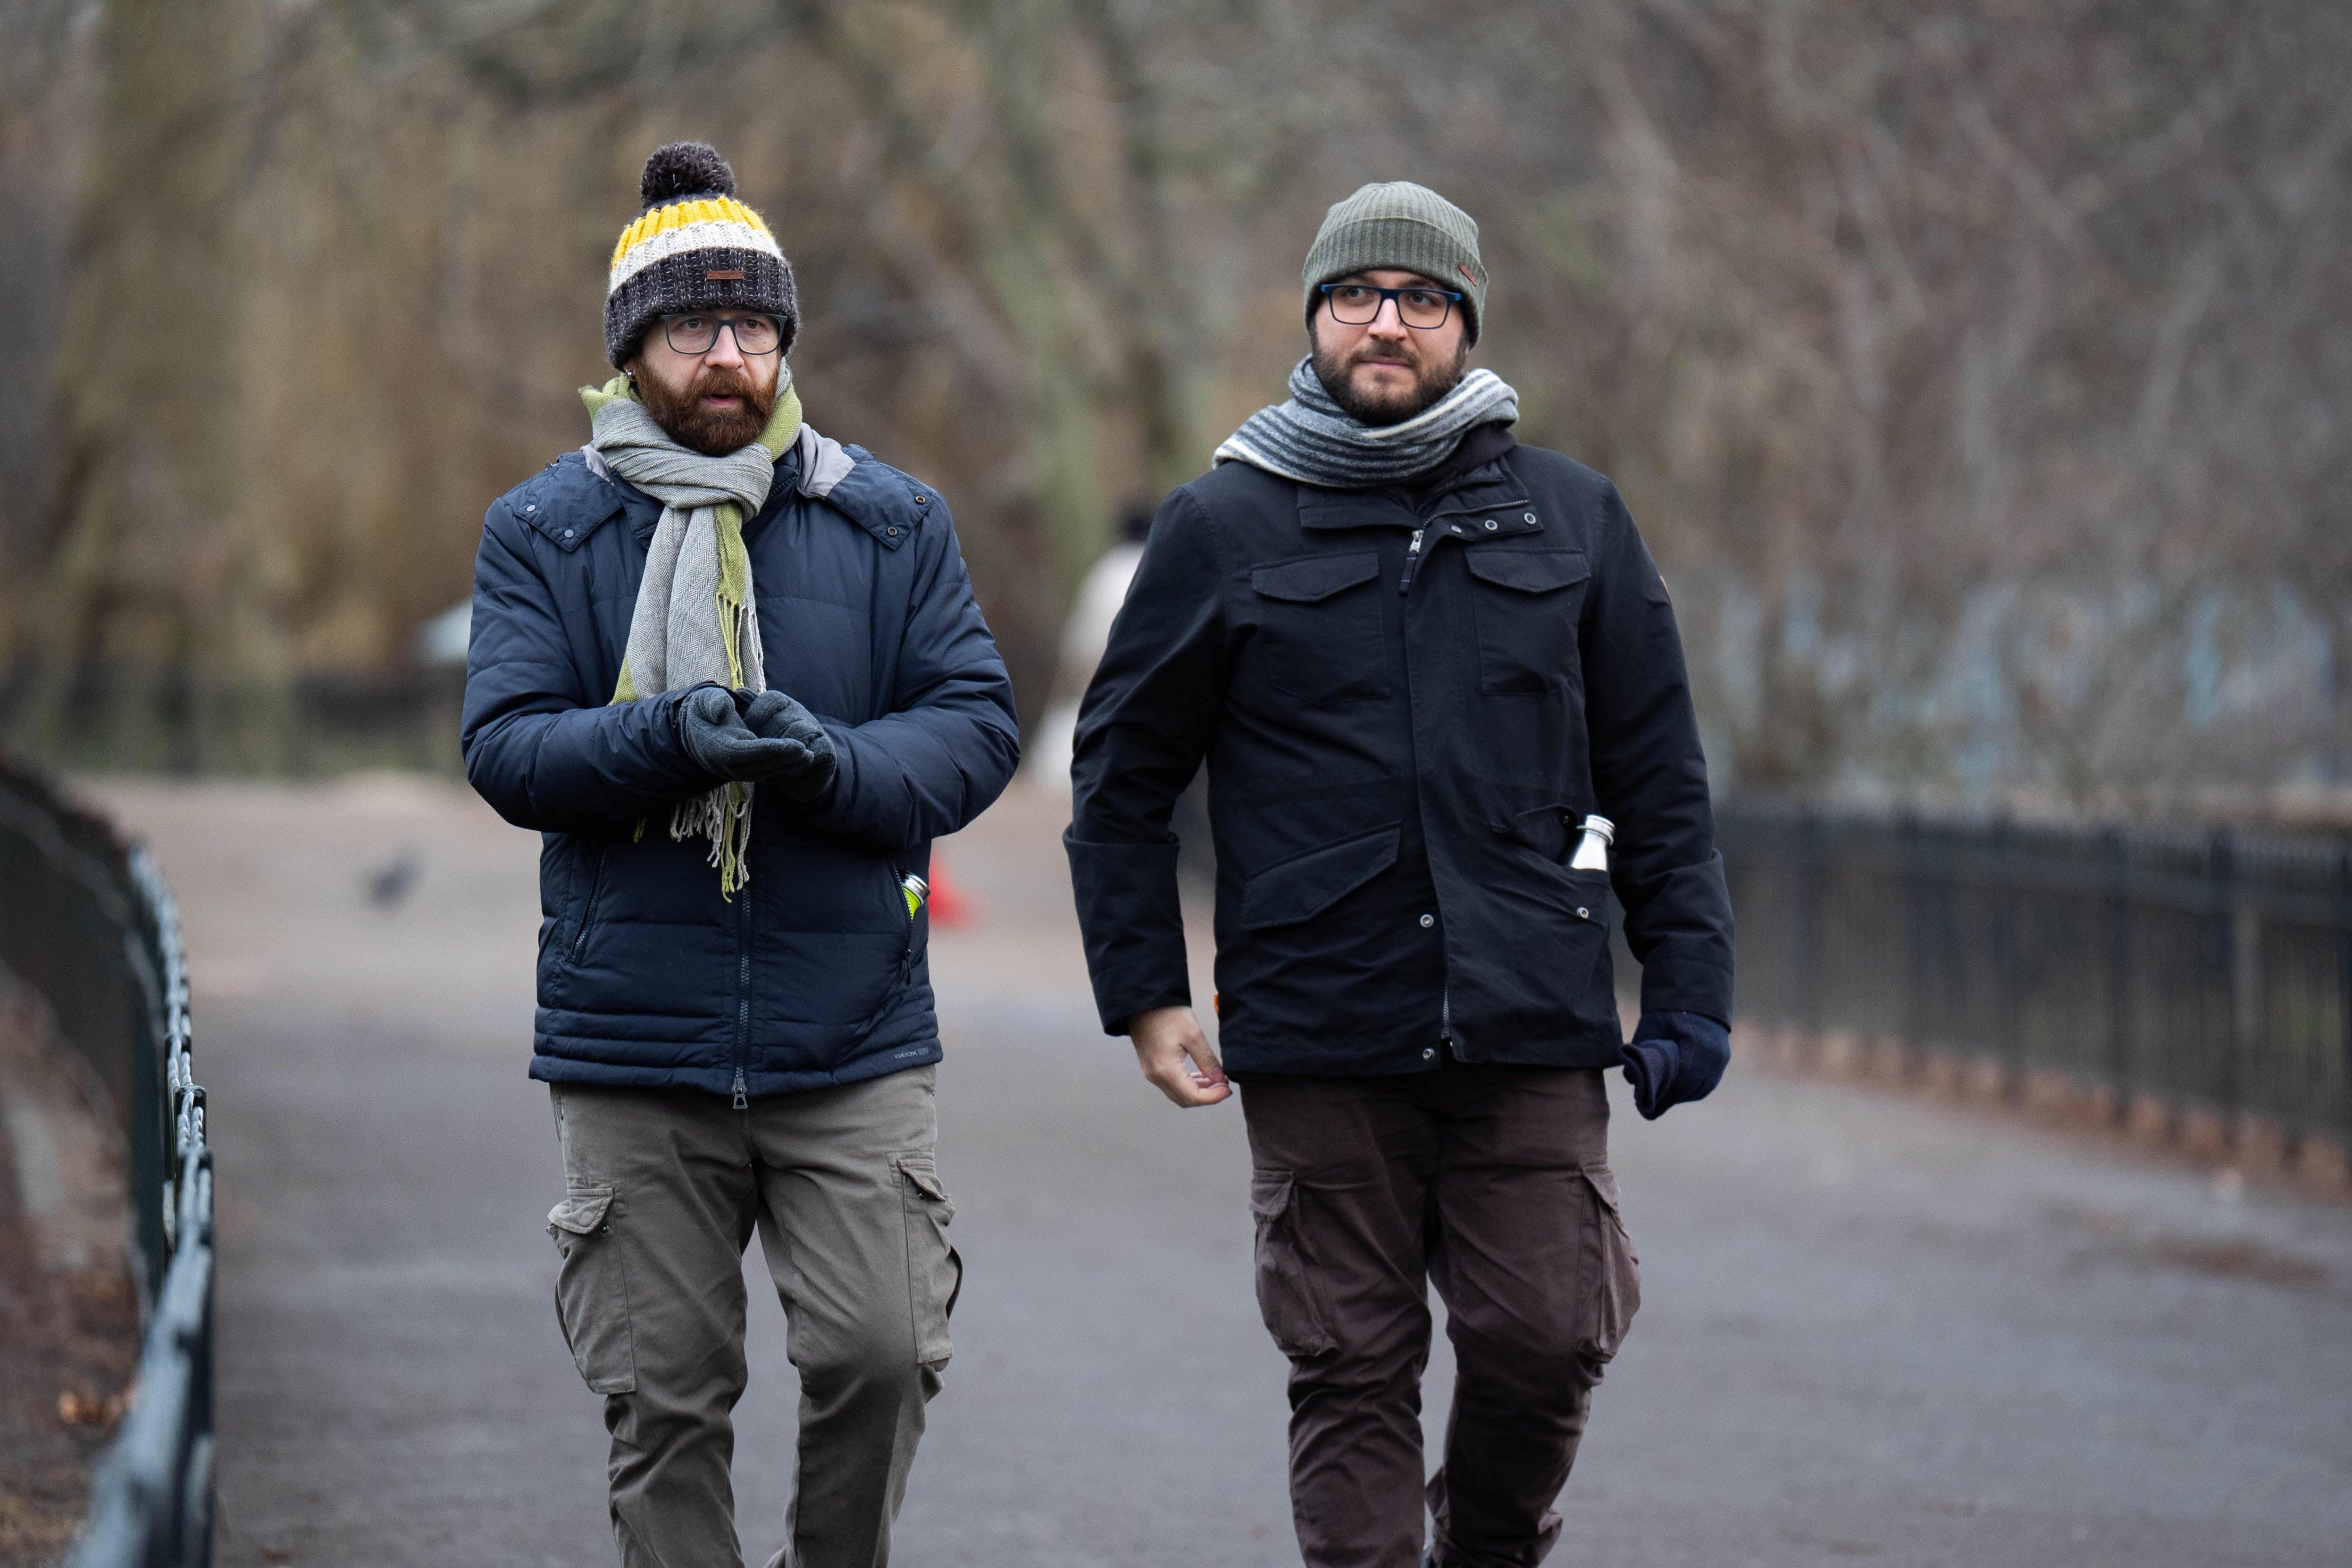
[1127,1006,1231,1107]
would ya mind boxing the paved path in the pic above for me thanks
[86,777,2352,1568]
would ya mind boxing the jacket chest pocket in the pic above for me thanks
[1464,549,1590,696]
[1248,552,1390,706]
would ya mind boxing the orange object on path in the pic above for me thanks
[925,857,974,928]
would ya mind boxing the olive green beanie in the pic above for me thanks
[1302,181,1490,345]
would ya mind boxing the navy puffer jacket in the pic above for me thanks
[462,428,1019,1097]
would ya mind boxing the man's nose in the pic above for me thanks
[1368,299,1410,337]
[705,324,748,368]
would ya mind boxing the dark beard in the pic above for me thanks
[1310,328,1470,426]
[635,364,778,455]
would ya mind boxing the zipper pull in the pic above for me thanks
[731,1069,748,1111]
[1400,528,1425,593]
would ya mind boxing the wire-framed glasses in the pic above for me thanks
[661,311,785,356]
[1317,282,1465,331]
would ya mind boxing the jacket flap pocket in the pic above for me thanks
[1499,803,1577,860]
[1465,549,1590,594]
[547,1189,614,1235]
[1248,1170,1296,1222]
[1251,552,1381,604]
[1239,824,1402,931]
[1581,1164,1624,1215]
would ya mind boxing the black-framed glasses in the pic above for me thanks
[661,311,785,356]
[1318,282,1465,330]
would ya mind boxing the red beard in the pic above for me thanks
[636,364,779,455]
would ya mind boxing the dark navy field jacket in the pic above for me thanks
[1066,442,1732,1075]
[462,429,1018,1097]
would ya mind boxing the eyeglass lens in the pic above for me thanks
[665,313,783,354]
[1324,285,1453,329]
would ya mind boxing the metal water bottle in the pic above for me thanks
[1568,814,1614,872]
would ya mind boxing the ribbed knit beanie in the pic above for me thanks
[604,143,799,368]
[1302,181,1488,345]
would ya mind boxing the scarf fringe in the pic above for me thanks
[671,780,753,897]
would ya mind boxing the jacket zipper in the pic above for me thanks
[569,846,608,964]
[732,878,751,1110]
[1398,527,1425,594]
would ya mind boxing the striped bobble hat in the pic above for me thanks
[604,142,798,368]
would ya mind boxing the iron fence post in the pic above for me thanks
[2103,827,2133,1125]
[1797,807,1825,1047]
[1990,815,2024,1101]
[1903,809,1930,1077]
[2339,844,2352,1151]
[2211,828,2240,1144]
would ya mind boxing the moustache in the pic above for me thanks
[692,367,761,398]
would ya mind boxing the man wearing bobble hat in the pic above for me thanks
[463,143,1017,1566]
[1067,182,1735,1567]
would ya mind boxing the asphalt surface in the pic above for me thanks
[85,776,2352,1568]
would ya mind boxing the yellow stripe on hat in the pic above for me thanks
[610,197,776,271]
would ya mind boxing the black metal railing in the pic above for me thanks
[0,755,213,1566]
[1719,799,2352,1149]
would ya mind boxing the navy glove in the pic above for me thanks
[1620,1010,1731,1121]
[737,688,839,804]
[674,685,812,786]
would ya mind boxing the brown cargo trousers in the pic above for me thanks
[1238,1065,1639,1568]
[544,1065,960,1568]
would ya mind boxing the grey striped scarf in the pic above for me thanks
[1213,358,1519,487]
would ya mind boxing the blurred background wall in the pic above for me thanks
[0,0,2345,809]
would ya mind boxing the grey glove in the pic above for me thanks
[674,685,810,785]
[737,688,839,804]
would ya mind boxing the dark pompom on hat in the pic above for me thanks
[640,142,736,207]
[604,142,798,367]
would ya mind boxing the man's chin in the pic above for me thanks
[1338,376,1428,428]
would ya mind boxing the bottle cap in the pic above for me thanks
[1579,814,1615,844]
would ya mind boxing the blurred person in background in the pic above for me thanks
[1025,502,1155,791]
[460,142,1018,1568]
[1065,182,1734,1568]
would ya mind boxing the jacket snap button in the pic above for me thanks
[887,526,899,536]
[1419,913,1434,928]
[1523,512,1536,523]
[1484,520,1498,530]
[525,503,536,513]
[562,528,575,539]
[915,494,929,505]
[1576,906,1590,919]
[1422,1048,1436,1060]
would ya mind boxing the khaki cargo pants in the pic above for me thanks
[546,1065,959,1568]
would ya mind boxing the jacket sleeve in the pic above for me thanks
[460,504,719,831]
[1579,483,1735,1026]
[1064,489,1227,1034]
[796,501,1020,854]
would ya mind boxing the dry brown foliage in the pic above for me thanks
[0,1,2344,796]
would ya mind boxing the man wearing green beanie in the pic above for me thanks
[1068,182,1734,1566]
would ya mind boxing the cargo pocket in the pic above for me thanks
[547,1187,636,1394]
[1574,1165,1641,1367]
[1249,1171,1337,1358]
[897,1155,961,1367]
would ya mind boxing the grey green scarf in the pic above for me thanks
[583,373,803,895]
[1213,358,1519,487]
